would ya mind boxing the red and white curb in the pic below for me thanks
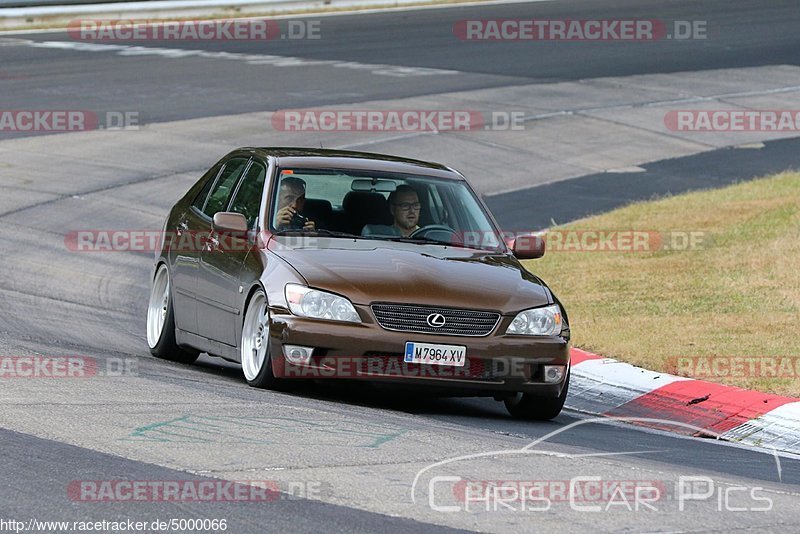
[567,348,800,455]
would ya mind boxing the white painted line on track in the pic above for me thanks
[25,39,463,77]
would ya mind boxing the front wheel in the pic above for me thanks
[240,289,287,390]
[504,371,569,421]
[146,264,199,364]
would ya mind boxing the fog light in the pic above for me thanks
[283,345,313,365]
[543,365,566,383]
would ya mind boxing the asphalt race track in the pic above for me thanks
[1,0,800,532]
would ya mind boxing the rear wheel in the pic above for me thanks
[240,289,286,390]
[146,264,199,364]
[504,371,569,421]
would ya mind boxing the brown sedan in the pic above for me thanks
[146,148,571,419]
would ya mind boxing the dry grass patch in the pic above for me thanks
[526,172,800,396]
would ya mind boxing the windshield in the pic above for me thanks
[269,168,506,252]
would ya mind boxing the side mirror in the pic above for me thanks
[212,212,248,234]
[508,234,545,259]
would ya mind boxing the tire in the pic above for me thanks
[146,264,200,364]
[240,289,287,390]
[504,370,569,421]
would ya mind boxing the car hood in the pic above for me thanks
[269,237,552,314]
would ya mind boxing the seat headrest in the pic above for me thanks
[342,191,392,225]
[303,198,332,218]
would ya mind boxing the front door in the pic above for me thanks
[197,159,266,346]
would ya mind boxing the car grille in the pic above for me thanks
[371,304,500,337]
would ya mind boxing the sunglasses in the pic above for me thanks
[393,202,421,211]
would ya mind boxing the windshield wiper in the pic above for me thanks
[374,235,503,252]
[376,236,447,245]
[273,229,362,239]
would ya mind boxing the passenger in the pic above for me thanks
[275,176,316,231]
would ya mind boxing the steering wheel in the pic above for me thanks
[409,225,460,243]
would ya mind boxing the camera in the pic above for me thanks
[290,212,308,229]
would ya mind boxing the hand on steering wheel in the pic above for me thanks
[409,225,461,243]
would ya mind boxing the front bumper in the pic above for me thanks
[268,307,570,397]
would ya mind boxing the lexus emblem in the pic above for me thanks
[426,313,446,328]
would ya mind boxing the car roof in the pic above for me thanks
[239,147,465,180]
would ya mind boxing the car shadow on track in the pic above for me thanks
[187,353,543,422]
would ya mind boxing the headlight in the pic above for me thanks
[506,305,563,336]
[284,284,361,323]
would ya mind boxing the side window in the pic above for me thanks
[229,161,267,229]
[202,158,249,218]
[191,163,222,211]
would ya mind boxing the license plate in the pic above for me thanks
[404,342,466,367]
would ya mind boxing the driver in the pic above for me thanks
[388,185,420,237]
[275,176,316,231]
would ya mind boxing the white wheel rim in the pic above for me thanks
[146,265,170,349]
[241,292,269,381]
